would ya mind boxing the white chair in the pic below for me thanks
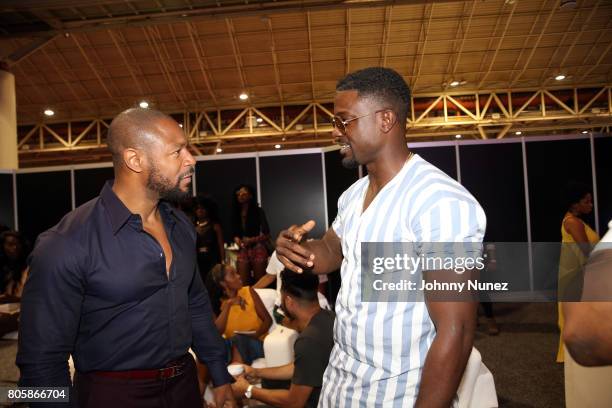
[253,288,279,333]
[456,347,498,408]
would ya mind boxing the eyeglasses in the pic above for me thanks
[331,110,388,135]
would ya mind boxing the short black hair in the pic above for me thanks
[280,269,319,302]
[336,67,411,124]
[106,107,174,166]
[563,181,591,210]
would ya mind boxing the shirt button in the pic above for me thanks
[160,253,163,258]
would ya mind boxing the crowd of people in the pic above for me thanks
[4,66,611,408]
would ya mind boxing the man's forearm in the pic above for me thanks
[256,363,294,381]
[251,387,293,408]
[563,302,612,366]
[415,330,473,407]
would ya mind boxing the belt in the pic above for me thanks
[92,355,189,380]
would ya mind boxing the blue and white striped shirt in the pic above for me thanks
[319,154,486,407]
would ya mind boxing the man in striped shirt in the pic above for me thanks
[275,67,486,407]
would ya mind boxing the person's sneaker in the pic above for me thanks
[486,318,500,336]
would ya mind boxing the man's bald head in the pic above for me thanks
[107,108,176,166]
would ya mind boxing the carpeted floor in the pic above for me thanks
[0,302,564,407]
[475,302,564,407]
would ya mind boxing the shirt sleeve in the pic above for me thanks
[266,251,284,276]
[331,190,347,239]
[412,198,486,260]
[16,231,85,394]
[188,265,234,387]
[291,336,328,388]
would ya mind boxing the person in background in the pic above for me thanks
[561,219,612,407]
[254,251,331,326]
[232,185,271,284]
[563,220,612,365]
[194,195,225,280]
[480,243,499,335]
[0,231,29,298]
[275,67,486,407]
[557,181,599,363]
[233,270,334,408]
[16,108,235,408]
[206,263,272,365]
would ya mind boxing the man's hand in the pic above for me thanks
[212,383,237,407]
[276,220,317,273]
[223,296,246,311]
[243,365,258,382]
[232,375,250,395]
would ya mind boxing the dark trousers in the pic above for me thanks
[73,354,203,408]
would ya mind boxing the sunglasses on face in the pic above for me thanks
[331,109,390,135]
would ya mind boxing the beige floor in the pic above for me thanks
[0,302,565,407]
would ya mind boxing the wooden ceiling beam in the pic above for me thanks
[509,0,560,87]
[225,18,248,94]
[265,17,284,104]
[477,0,517,88]
[306,12,316,100]
[185,22,217,106]
[412,3,434,90]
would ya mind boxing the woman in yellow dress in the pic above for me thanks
[557,182,599,363]
[206,263,272,364]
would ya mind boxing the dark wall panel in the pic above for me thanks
[17,171,71,243]
[196,158,257,242]
[75,167,114,207]
[526,138,593,242]
[460,143,527,242]
[324,150,359,226]
[260,154,326,240]
[410,145,458,180]
[595,136,612,234]
[0,174,14,230]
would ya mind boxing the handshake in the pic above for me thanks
[228,363,260,400]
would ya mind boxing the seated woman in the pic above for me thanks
[206,263,272,365]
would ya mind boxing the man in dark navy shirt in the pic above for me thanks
[17,108,236,407]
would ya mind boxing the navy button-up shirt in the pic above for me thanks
[17,181,232,390]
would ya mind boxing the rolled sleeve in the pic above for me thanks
[188,266,233,387]
[413,198,486,260]
[16,231,85,391]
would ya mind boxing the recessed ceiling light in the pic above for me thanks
[274,144,281,149]
[216,148,223,153]
[581,130,589,134]
[554,74,566,81]
[256,117,263,123]
[139,100,149,108]
[239,93,249,101]
[449,80,460,87]
[455,134,462,139]
[515,131,522,135]
[44,109,55,117]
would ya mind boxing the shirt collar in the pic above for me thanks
[100,181,179,235]
[100,181,133,235]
